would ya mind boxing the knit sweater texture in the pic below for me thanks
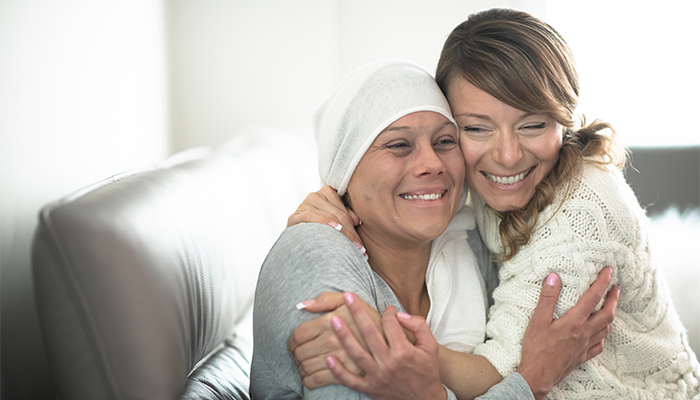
[471,162,700,399]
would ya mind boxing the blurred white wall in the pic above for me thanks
[1,0,167,398]
[165,0,541,152]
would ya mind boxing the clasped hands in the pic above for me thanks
[288,268,618,400]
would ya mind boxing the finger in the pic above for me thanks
[309,187,358,230]
[587,324,610,348]
[300,350,364,378]
[295,291,346,313]
[585,340,605,360]
[568,266,613,318]
[326,355,370,393]
[584,285,619,333]
[331,315,378,376]
[348,208,362,227]
[288,313,330,357]
[288,203,350,228]
[531,272,562,324]
[344,292,390,359]
[379,307,408,349]
[303,368,341,389]
[292,327,343,365]
[394,312,436,351]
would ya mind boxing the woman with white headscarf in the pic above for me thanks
[251,58,486,399]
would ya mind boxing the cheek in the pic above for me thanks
[459,140,481,170]
[544,129,564,163]
[444,152,466,184]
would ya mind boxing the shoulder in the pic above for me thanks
[274,223,360,258]
[262,223,366,277]
[561,162,641,214]
[544,162,646,245]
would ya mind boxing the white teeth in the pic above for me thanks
[401,193,443,200]
[485,168,531,185]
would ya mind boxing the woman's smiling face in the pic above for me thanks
[346,111,465,244]
[447,78,563,212]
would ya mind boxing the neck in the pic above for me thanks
[358,226,432,317]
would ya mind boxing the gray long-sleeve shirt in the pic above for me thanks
[250,223,533,400]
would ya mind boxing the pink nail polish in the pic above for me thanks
[397,312,411,319]
[326,356,336,368]
[545,272,559,286]
[328,221,343,231]
[344,292,354,305]
[295,299,315,310]
[331,316,342,331]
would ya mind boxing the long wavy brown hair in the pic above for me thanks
[435,8,627,261]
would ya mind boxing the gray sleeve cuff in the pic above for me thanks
[476,373,535,400]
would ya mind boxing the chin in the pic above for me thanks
[484,197,530,213]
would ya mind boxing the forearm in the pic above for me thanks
[438,345,502,400]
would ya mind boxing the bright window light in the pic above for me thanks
[543,0,700,147]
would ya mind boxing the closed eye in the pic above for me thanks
[462,126,489,134]
[385,142,409,149]
[522,123,546,130]
[435,137,457,146]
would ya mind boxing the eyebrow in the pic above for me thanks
[384,120,455,133]
[454,111,536,121]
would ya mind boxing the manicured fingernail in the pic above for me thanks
[397,312,411,320]
[351,241,368,261]
[545,272,559,286]
[295,299,315,310]
[608,266,613,277]
[328,221,343,231]
[331,316,342,331]
[344,292,354,305]
[352,241,366,253]
[326,356,336,368]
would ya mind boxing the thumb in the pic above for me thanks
[395,312,436,349]
[296,291,346,313]
[532,273,561,323]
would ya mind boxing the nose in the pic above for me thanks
[415,145,445,177]
[492,130,522,168]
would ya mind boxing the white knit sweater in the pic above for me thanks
[471,162,700,399]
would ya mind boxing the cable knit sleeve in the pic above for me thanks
[471,163,700,399]
[472,164,637,376]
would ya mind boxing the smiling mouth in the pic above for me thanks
[483,167,534,185]
[400,191,445,200]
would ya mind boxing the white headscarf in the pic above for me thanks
[313,58,487,352]
[314,58,456,195]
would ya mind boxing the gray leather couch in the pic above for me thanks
[31,128,318,400]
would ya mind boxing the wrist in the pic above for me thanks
[515,365,552,400]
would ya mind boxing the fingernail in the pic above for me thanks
[295,299,315,310]
[608,266,613,277]
[328,221,343,231]
[545,272,559,286]
[344,292,354,305]
[331,316,342,331]
[397,312,411,320]
[352,241,366,254]
[326,356,336,368]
